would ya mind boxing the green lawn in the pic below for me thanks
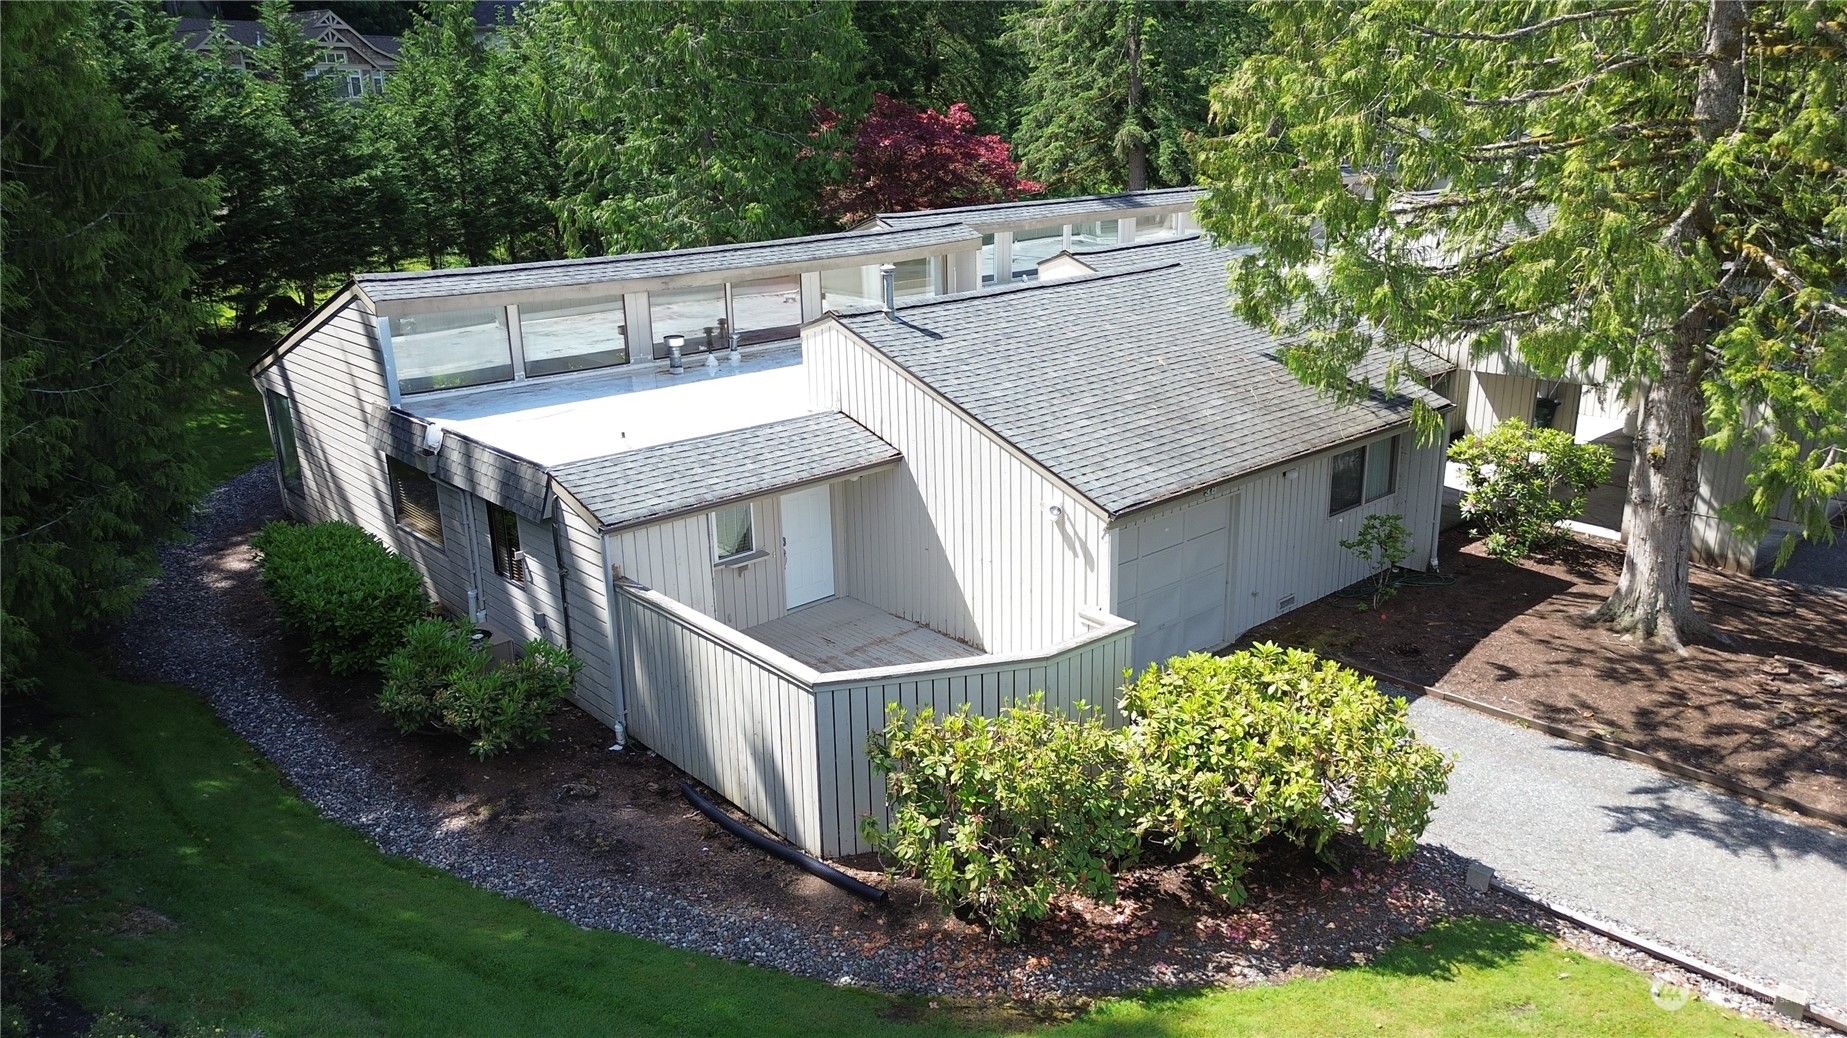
[38,654,1776,1038]
[188,335,273,488]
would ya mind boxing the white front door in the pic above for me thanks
[781,485,835,609]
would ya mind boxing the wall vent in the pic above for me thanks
[1277,594,1297,612]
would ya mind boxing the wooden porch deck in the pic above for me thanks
[744,597,982,672]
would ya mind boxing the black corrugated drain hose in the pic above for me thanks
[679,782,889,904]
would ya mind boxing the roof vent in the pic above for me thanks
[665,334,685,375]
[879,263,897,318]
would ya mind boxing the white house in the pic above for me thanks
[251,190,1454,856]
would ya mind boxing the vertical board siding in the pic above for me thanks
[1113,432,1447,653]
[1464,371,1582,438]
[807,325,1110,654]
[556,506,619,724]
[613,586,821,850]
[811,618,1135,857]
[255,300,471,612]
[606,493,789,630]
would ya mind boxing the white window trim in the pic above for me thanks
[711,502,762,565]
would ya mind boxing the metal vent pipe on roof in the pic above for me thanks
[665,333,685,374]
[879,263,897,318]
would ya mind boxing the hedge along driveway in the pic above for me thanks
[45,653,1781,1038]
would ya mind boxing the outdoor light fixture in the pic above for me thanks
[1046,503,1065,522]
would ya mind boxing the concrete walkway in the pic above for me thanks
[1408,695,1847,1011]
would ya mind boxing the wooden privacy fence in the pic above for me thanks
[612,580,1136,857]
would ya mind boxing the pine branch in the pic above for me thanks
[1411,7,1644,43]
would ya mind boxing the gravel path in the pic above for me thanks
[1409,694,1847,1014]
[112,467,1836,1028]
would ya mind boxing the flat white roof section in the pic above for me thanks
[404,342,813,467]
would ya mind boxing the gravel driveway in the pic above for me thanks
[1409,693,1847,1014]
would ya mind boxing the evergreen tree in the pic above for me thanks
[367,2,563,267]
[853,1,1025,135]
[1196,0,1847,649]
[2,2,218,684]
[1009,0,1264,194]
[537,0,867,253]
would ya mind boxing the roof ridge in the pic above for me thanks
[357,222,976,286]
[832,261,1188,321]
[876,185,1203,221]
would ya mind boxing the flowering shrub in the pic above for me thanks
[1448,420,1613,559]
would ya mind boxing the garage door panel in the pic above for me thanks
[1180,564,1228,615]
[1139,544,1185,592]
[1181,526,1231,570]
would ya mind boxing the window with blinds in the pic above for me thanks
[712,503,754,562]
[488,503,525,582]
[387,458,444,544]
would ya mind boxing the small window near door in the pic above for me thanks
[713,503,754,562]
[487,503,524,582]
[1329,435,1398,515]
[265,389,303,494]
[388,457,445,544]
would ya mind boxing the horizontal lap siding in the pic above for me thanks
[256,299,470,613]
[613,589,820,850]
[471,499,567,648]
[807,325,1109,654]
[813,622,1134,857]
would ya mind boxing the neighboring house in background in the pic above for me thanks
[250,190,1455,857]
[175,9,399,99]
[1432,342,1845,573]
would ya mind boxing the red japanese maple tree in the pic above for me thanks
[821,95,1042,226]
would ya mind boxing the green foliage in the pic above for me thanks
[41,654,1776,1036]
[378,619,584,759]
[2,736,73,1027]
[536,0,867,253]
[2,736,72,908]
[853,1,1026,136]
[249,521,430,676]
[365,3,563,267]
[864,694,1134,942]
[1195,1,1846,623]
[1,1,219,690]
[1120,646,1451,903]
[867,648,1449,939]
[1448,421,1614,560]
[1340,513,1413,608]
[1009,0,1264,193]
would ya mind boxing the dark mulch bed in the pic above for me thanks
[1245,529,1847,821]
[181,498,1546,998]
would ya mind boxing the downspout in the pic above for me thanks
[1427,430,1444,571]
[598,529,628,748]
[548,496,574,653]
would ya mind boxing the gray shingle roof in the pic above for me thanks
[355,224,979,305]
[375,409,551,521]
[832,237,1452,518]
[871,187,1204,231]
[551,412,900,530]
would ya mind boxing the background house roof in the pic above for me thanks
[550,412,900,531]
[831,236,1452,519]
[355,223,979,308]
[868,187,1204,232]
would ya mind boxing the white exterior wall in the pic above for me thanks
[806,323,1111,653]
[603,493,790,631]
[1461,371,1580,438]
[554,502,620,725]
[466,498,569,649]
[1111,429,1446,672]
[253,297,471,613]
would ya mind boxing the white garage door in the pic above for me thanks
[1115,494,1236,670]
